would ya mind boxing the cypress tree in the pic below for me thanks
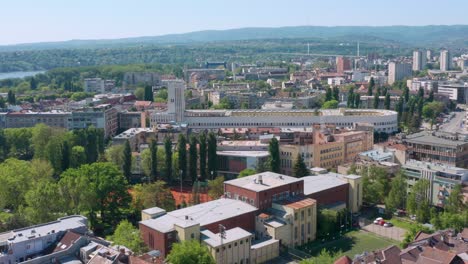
[293,153,309,178]
[384,92,391,110]
[189,135,198,182]
[207,132,217,178]
[332,87,340,101]
[150,139,158,182]
[164,136,172,182]
[268,137,280,173]
[427,90,434,102]
[347,88,354,108]
[177,134,187,181]
[368,77,375,96]
[325,87,332,101]
[373,89,380,109]
[144,85,154,101]
[122,140,132,182]
[62,140,70,172]
[354,93,361,108]
[403,87,409,103]
[199,132,207,181]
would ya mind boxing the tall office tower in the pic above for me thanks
[336,56,351,74]
[440,50,451,71]
[426,50,432,61]
[167,80,186,122]
[412,50,426,71]
[388,62,412,85]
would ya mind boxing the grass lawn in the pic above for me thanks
[298,230,398,259]
[383,217,413,230]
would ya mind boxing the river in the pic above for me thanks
[0,70,45,80]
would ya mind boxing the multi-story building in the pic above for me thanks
[279,144,314,176]
[112,128,157,152]
[71,104,118,138]
[388,62,412,85]
[336,56,351,74]
[83,78,104,93]
[402,160,468,208]
[118,111,145,132]
[123,72,161,88]
[403,131,468,168]
[358,95,400,110]
[217,150,270,179]
[412,50,427,71]
[202,227,255,264]
[426,50,433,61]
[302,172,362,213]
[0,216,88,263]
[5,110,72,129]
[440,50,451,71]
[437,82,468,103]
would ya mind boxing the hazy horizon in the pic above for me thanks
[2,0,468,45]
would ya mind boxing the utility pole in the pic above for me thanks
[219,224,226,264]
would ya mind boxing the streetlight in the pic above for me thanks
[211,170,214,180]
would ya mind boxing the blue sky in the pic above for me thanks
[1,0,467,45]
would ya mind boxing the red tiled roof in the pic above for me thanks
[334,255,352,264]
[53,231,82,252]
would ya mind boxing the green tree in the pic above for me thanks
[59,162,131,232]
[354,93,361,108]
[189,135,198,182]
[268,137,280,173]
[105,145,124,167]
[300,249,342,264]
[403,87,409,103]
[131,181,176,214]
[29,77,37,90]
[207,132,217,177]
[164,136,173,182]
[107,220,147,254]
[208,176,225,199]
[368,77,375,96]
[427,90,434,102]
[70,146,86,168]
[123,140,132,182]
[144,85,153,101]
[0,129,7,161]
[199,132,207,181]
[406,179,430,223]
[238,168,257,178]
[45,136,65,175]
[23,181,63,224]
[322,100,339,109]
[149,139,158,181]
[293,153,309,177]
[373,89,380,109]
[7,90,16,105]
[347,88,354,108]
[166,240,215,264]
[384,92,391,110]
[332,86,340,101]
[134,87,145,100]
[422,101,444,129]
[0,96,6,108]
[325,87,332,101]
[178,134,187,181]
[385,171,407,212]
[445,184,465,214]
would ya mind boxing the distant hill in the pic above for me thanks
[2,25,468,52]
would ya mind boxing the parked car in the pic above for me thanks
[384,222,393,227]
[374,217,383,224]
[379,220,386,226]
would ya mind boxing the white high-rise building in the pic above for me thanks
[388,62,412,85]
[167,80,186,122]
[440,50,451,71]
[412,50,426,71]
[426,50,432,61]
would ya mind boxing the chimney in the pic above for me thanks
[185,216,189,220]
[258,175,263,185]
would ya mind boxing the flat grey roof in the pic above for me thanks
[140,198,258,233]
[405,131,467,147]
[142,207,166,216]
[224,172,302,192]
[201,227,252,247]
[302,173,349,195]
[251,238,279,249]
[216,151,269,158]
[0,215,87,244]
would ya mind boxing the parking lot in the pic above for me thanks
[359,218,406,241]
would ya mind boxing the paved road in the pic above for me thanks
[439,112,465,133]
[359,219,406,241]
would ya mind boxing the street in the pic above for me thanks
[439,111,465,133]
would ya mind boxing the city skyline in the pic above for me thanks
[2,0,468,45]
